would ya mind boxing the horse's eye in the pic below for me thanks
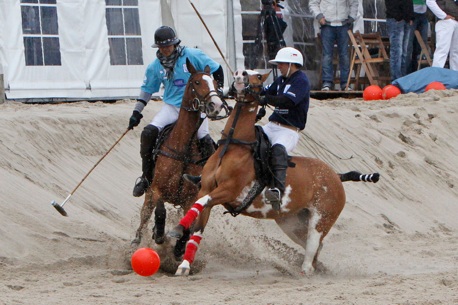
[257,75,262,80]
[195,81,200,85]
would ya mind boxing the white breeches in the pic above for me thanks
[433,19,458,71]
[149,103,209,139]
[261,121,300,153]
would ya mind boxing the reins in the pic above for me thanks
[216,80,264,160]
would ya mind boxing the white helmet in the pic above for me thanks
[268,47,303,66]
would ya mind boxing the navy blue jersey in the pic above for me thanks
[263,70,310,130]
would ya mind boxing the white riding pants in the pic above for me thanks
[261,122,300,153]
[433,19,458,71]
[149,103,209,139]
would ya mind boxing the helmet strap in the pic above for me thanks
[286,63,292,78]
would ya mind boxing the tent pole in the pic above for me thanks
[0,73,4,104]
[227,0,237,72]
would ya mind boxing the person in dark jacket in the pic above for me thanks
[385,0,415,81]
[426,0,458,70]
[260,47,310,208]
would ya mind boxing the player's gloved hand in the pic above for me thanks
[128,110,143,130]
[255,107,266,122]
[259,96,268,106]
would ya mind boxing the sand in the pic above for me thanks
[0,90,457,305]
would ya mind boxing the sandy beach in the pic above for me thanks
[0,90,457,305]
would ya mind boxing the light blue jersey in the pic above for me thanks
[140,47,220,107]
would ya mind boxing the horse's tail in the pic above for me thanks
[338,171,380,183]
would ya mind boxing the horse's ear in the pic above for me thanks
[261,71,271,83]
[204,65,210,74]
[186,58,197,74]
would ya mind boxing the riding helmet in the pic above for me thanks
[268,47,303,67]
[152,26,181,48]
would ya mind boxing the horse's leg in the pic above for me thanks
[169,194,211,238]
[301,207,324,275]
[131,189,155,246]
[173,228,191,260]
[175,232,203,276]
[175,207,212,276]
[275,209,310,248]
[152,198,166,244]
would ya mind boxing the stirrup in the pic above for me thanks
[132,177,150,197]
[265,188,282,211]
[183,174,201,187]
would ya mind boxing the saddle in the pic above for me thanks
[224,125,295,216]
[153,123,209,166]
[152,123,176,161]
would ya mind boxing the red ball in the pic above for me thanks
[363,85,383,101]
[382,84,401,100]
[131,248,160,276]
[425,81,446,92]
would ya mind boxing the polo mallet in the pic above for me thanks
[51,129,130,216]
[188,0,234,75]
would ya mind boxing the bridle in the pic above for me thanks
[233,75,264,104]
[217,73,265,159]
[183,72,231,120]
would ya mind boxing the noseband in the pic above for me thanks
[234,79,264,104]
[183,72,231,120]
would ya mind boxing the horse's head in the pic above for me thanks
[184,58,228,120]
[232,68,271,103]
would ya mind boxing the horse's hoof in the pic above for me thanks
[168,224,184,239]
[175,260,190,276]
[152,227,165,244]
[154,235,165,245]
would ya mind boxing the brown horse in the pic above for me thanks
[169,69,379,276]
[131,59,228,258]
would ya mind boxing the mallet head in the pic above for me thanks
[51,200,68,217]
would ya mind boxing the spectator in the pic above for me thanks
[407,0,431,74]
[426,0,458,70]
[385,0,414,81]
[309,0,359,91]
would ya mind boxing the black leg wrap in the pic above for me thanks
[174,228,191,260]
[153,203,166,244]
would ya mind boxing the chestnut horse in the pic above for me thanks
[131,59,228,258]
[169,69,379,276]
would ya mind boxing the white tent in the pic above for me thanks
[0,0,244,100]
[1,0,392,100]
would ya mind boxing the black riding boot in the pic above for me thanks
[265,144,288,210]
[183,134,215,187]
[133,125,159,197]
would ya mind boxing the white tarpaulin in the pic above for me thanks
[0,0,243,100]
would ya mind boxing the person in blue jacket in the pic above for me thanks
[127,26,224,197]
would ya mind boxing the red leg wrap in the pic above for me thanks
[183,234,203,264]
[179,203,204,229]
